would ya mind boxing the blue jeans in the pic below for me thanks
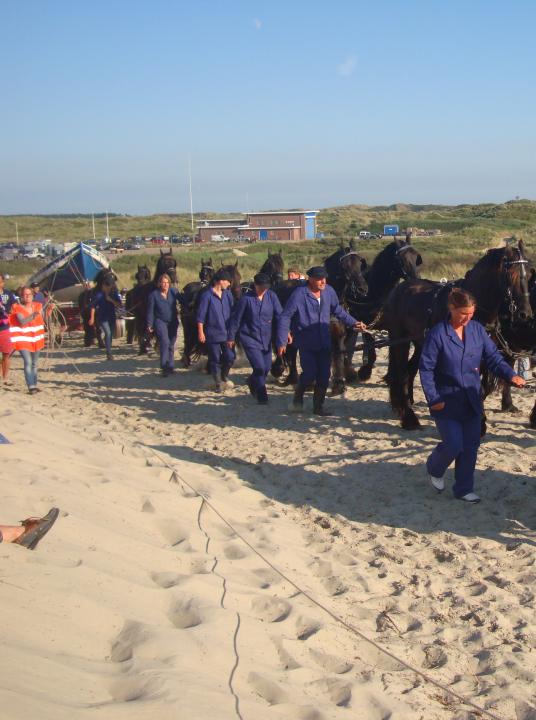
[154,318,178,370]
[20,349,40,389]
[426,411,481,497]
[100,320,113,355]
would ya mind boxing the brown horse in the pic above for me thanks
[383,239,532,430]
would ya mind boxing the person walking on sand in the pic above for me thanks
[277,266,366,416]
[419,287,526,503]
[0,274,17,387]
[9,286,47,394]
[147,273,182,377]
[88,276,122,360]
[197,269,235,392]
[227,272,283,404]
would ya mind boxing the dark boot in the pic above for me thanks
[246,377,256,397]
[212,372,222,393]
[292,383,306,412]
[257,386,268,405]
[313,386,333,416]
[221,365,233,388]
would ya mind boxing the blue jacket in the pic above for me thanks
[228,289,283,351]
[277,284,357,351]
[91,289,122,324]
[147,288,181,327]
[419,319,515,419]
[196,287,234,342]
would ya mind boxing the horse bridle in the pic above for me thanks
[501,247,530,323]
[394,243,415,280]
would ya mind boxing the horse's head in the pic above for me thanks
[135,264,151,285]
[501,238,533,323]
[155,249,178,284]
[339,248,368,298]
[259,251,284,285]
[95,268,118,292]
[199,258,214,285]
[221,261,242,300]
[392,238,422,280]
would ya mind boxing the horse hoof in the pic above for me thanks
[529,410,536,429]
[331,385,345,397]
[344,370,358,383]
[401,413,421,431]
[501,404,519,414]
[282,376,297,387]
[357,367,372,382]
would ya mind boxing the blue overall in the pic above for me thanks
[277,284,357,388]
[419,319,515,497]
[196,287,235,377]
[228,289,283,399]
[147,288,181,370]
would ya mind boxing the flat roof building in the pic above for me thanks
[196,210,318,243]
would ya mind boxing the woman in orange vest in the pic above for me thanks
[10,286,46,394]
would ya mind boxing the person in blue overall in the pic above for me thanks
[419,287,526,503]
[147,273,181,376]
[89,278,122,360]
[227,272,283,404]
[197,269,235,392]
[277,266,366,416]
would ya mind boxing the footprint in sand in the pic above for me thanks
[311,677,352,707]
[247,672,288,705]
[223,543,249,560]
[141,498,155,513]
[309,649,352,674]
[168,597,203,629]
[309,559,333,577]
[251,596,291,623]
[156,519,190,548]
[108,676,163,702]
[271,637,301,670]
[151,571,187,589]
[251,567,282,588]
[110,620,147,662]
[294,615,322,641]
[321,577,348,596]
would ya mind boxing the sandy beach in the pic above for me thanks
[2,337,536,720]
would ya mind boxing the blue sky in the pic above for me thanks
[1,0,535,213]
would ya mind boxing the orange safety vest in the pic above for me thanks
[9,302,46,352]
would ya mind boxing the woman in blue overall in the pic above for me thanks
[147,273,181,376]
[197,269,235,392]
[277,266,366,416]
[419,288,525,503]
[227,272,283,404]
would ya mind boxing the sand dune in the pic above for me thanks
[1,338,535,720]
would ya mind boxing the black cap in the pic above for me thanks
[307,266,327,279]
[253,272,271,286]
[213,269,232,282]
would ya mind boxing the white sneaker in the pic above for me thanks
[458,492,481,504]
[429,475,445,492]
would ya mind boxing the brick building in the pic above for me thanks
[196,210,318,243]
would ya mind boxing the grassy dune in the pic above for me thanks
[1,201,535,290]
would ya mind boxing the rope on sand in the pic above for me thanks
[140,443,507,720]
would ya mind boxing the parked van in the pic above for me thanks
[359,231,371,239]
[211,234,230,242]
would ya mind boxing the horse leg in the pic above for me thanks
[282,346,299,386]
[388,340,421,430]
[407,343,422,406]
[343,328,358,383]
[500,358,518,412]
[357,332,376,381]
[530,401,536,429]
[330,322,346,396]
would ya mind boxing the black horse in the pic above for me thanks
[130,250,179,354]
[180,258,215,367]
[383,239,533,430]
[325,245,370,394]
[180,261,242,367]
[482,259,536,427]
[125,264,151,347]
[354,237,423,382]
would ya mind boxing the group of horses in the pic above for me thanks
[117,238,536,434]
